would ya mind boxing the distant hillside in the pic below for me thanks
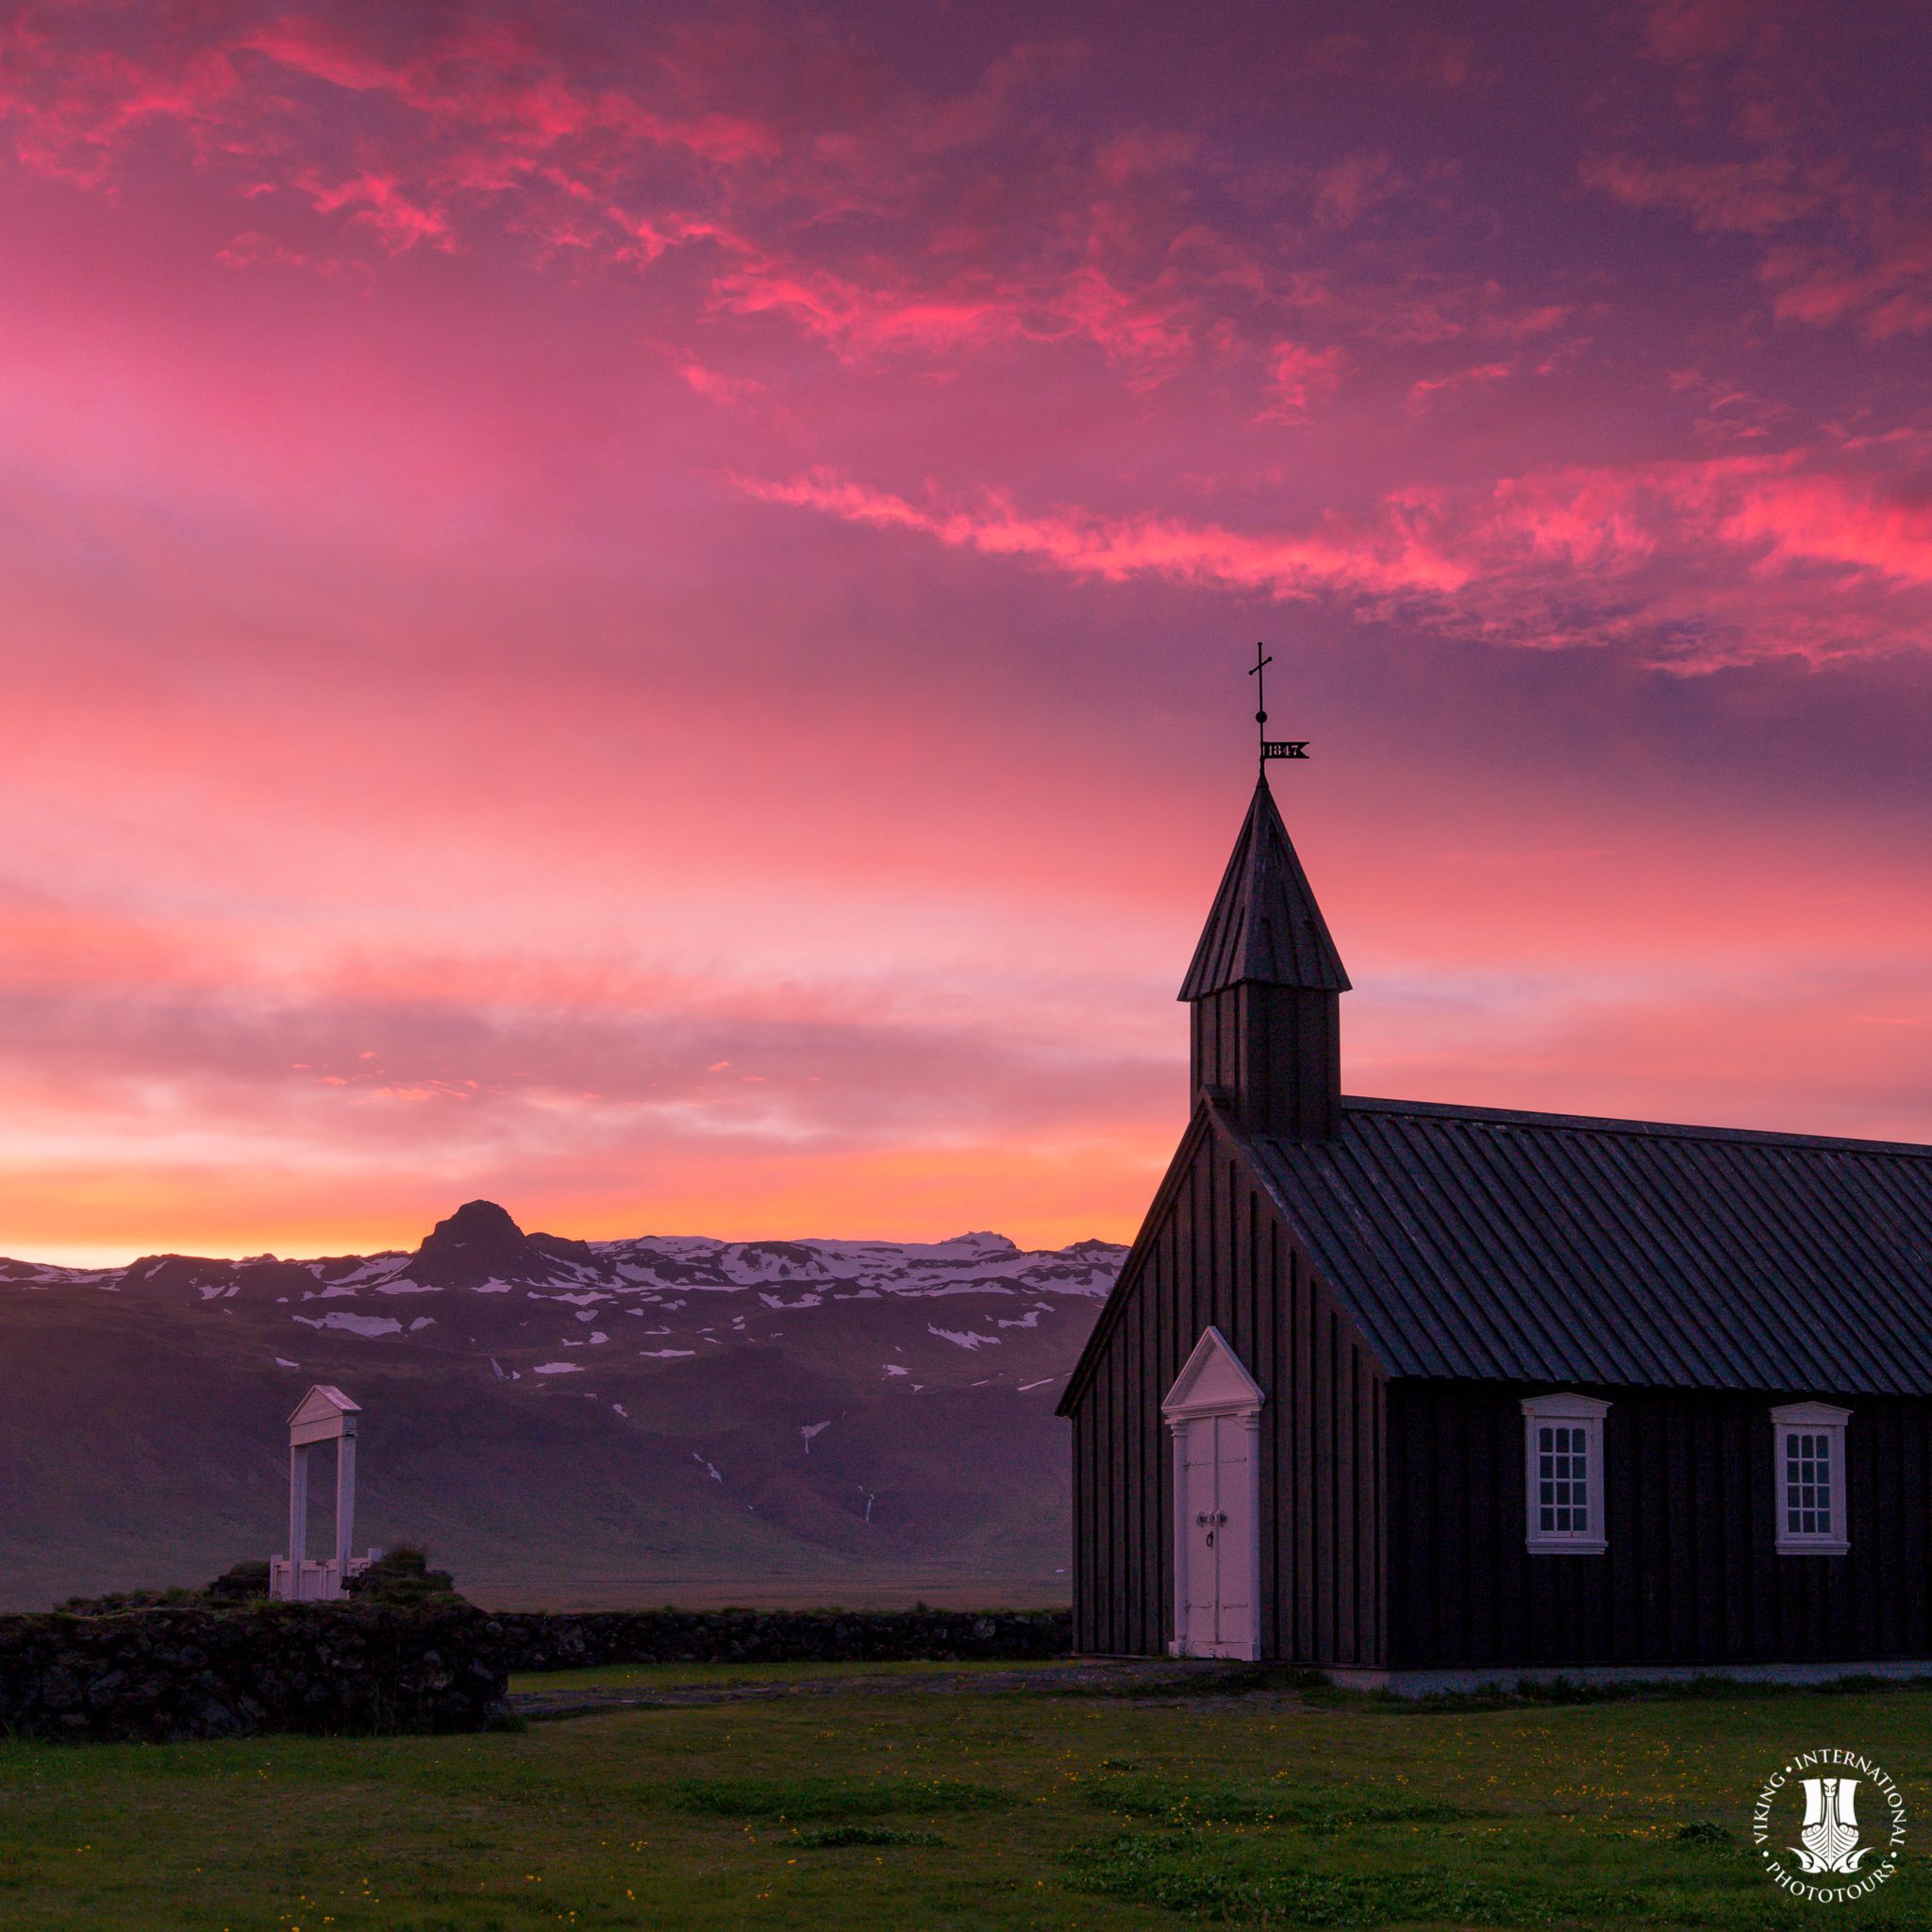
[0,1202,1124,1610]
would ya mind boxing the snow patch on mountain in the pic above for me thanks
[293,1312,403,1338]
[928,1324,1001,1351]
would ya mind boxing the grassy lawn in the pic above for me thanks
[3,1674,1932,1930]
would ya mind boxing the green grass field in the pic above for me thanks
[4,1672,1932,1930]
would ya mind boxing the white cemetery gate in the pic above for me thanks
[1162,1327,1265,1660]
[270,1384,379,1601]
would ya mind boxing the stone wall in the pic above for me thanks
[487,1607,1073,1673]
[0,1603,506,1742]
[0,1605,1072,1743]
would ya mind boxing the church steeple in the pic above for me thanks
[1179,775,1349,1140]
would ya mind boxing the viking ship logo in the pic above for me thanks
[1790,1778,1874,1875]
[1753,1749,1907,1905]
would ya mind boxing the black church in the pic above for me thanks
[1059,777,1932,1687]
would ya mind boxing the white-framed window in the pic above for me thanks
[1772,1402,1850,1555]
[1521,1392,1608,1554]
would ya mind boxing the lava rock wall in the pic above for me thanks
[487,1607,1073,1673]
[0,1604,1073,1743]
[0,1602,507,1741]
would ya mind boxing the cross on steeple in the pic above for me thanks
[1248,640,1308,766]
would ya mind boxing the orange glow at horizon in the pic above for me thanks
[1,3,1927,1267]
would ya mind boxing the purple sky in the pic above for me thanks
[2,0,1928,1261]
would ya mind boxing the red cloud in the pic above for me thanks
[744,446,1932,669]
[711,258,1021,358]
[1582,153,1817,236]
[1259,341,1347,420]
[738,470,1471,601]
[1407,360,1512,410]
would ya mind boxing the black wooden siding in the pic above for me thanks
[1067,1111,1386,1664]
[1191,986,1342,1141]
[1389,1382,1932,1668]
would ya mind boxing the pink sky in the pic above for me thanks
[3,0,1928,1263]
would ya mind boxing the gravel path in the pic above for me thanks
[510,1657,1244,1721]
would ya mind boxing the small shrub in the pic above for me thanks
[791,1825,944,1849]
[663,1775,1013,1821]
[1674,1819,1732,1846]
[346,1546,466,1607]
[55,1586,204,1613]
[207,1560,270,1603]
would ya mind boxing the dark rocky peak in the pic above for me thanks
[235,1259,325,1299]
[529,1230,598,1268]
[311,1250,406,1281]
[425,1200,525,1247]
[944,1232,1019,1254]
[20,1251,296,1301]
[404,1200,591,1289]
[724,1241,835,1279]
[121,1255,242,1298]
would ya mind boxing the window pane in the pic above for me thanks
[1782,1428,1836,1539]
[1533,1416,1591,1536]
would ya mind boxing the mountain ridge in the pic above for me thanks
[0,1203,1124,1611]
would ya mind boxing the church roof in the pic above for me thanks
[1177,777,1350,1000]
[1239,1098,1932,1394]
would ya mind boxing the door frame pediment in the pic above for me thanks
[1162,1325,1266,1420]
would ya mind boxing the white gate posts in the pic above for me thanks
[270,1385,379,1601]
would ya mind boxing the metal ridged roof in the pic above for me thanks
[1177,778,1350,999]
[1241,1098,1932,1393]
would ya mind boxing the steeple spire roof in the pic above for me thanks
[1177,776,1350,1001]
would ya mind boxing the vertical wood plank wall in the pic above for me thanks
[1069,1119,1387,1664]
[1389,1384,1932,1667]
[1190,988,1341,1141]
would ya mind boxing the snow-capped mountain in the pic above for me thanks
[0,1203,1124,1610]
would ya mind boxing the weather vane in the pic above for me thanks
[1249,641,1308,768]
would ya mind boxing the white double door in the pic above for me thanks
[1175,1410,1258,1658]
